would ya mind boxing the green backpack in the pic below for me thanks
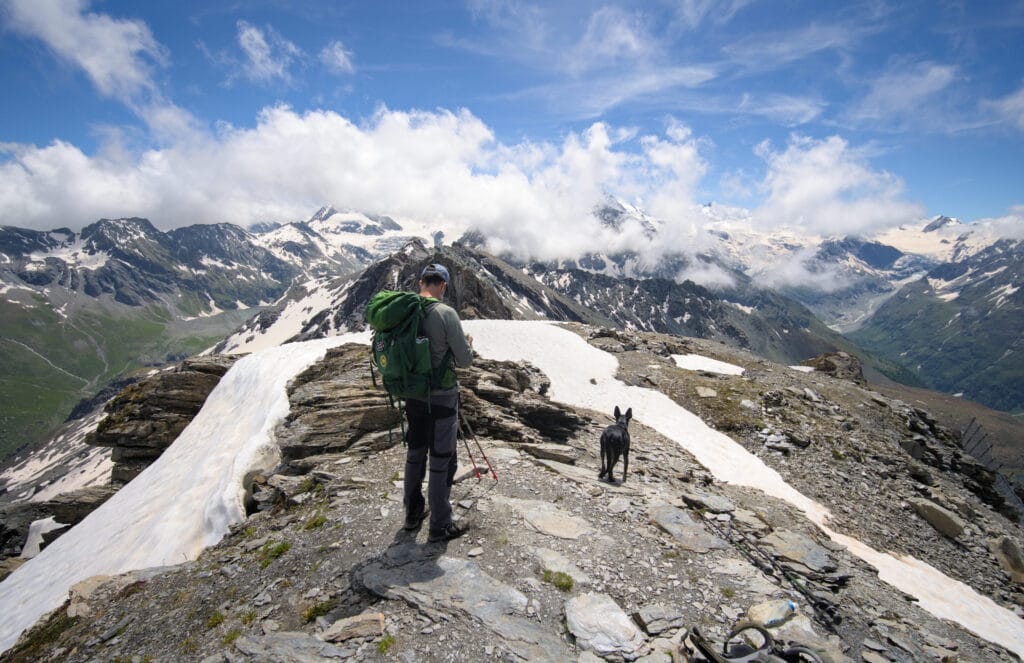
[365,290,454,401]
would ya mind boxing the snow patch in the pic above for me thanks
[19,518,68,559]
[467,321,1024,659]
[672,354,745,376]
[789,365,815,373]
[726,301,754,315]
[0,334,368,653]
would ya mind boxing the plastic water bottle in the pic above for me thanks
[748,599,797,627]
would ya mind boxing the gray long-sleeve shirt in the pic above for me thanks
[421,300,472,395]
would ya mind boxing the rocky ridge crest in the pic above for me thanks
[3,327,1022,662]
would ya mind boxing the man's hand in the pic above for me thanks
[466,334,473,346]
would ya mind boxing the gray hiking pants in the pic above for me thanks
[403,394,459,532]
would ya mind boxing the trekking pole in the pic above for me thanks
[459,419,484,481]
[459,408,497,481]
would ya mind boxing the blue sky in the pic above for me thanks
[1,0,1022,241]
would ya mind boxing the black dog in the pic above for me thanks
[598,406,632,483]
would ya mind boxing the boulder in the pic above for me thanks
[358,544,569,661]
[801,351,865,385]
[235,632,355,661]
[989,536,1024,583]
[565,592,646,659]
[493,496,594,539]
[760,530,834,572]
[909,498,965,539]
[633,602,688,635]
[681,490,735,514]
[532,546,593,586]
[649,506,727,553]
[319,612,385,642]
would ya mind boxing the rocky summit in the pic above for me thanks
[2,327,1022,662]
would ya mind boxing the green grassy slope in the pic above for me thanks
[0,297,256,460]
[849,280,1024,415]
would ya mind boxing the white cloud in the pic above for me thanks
[0,107,703,263]
[753,134,925,234]
[519,66,717,119]
[974,207,1024,240]
[463,0,549,56]
[567,7,653,74]
[677,260,736,288]
[320,40,355,74]
[982,86,1024,130]
[738,93,826,125]
[2,0,166,104]
[722,22,864,69]
[2,0,202,145]
[847,61,958,124]
[0,105,937,285]
[235,20,302,84]
[639,119,708,229]
[674,0,753,29]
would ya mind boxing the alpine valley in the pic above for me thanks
[1,204,1024,662]
[1,204,1020,464]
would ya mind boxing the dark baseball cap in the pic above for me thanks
[421,263,450,283]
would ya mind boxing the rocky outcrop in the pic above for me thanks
[0,486,117,560]
[7,328,1024,663]
[86,355,239,484]
[273,346,589,465]
[801,351,865,385]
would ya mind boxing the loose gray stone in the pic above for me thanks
[760,530,834,572]
[358,544,570,661]
[608,497,632,514]
[634,602,687,635]
[649,506,727,553]
[235,632,354,661]
[534,459,637,494]
[532,546,593,586]
[988,535,1024,583]
[319,612,384,642]
[909,498,965,539]
[518,443,580,465]
[696,387,718,398]
[565,592,646,660]
[494,496,594,539]
[681,490,735,514]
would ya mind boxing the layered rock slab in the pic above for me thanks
[357,543,571,662]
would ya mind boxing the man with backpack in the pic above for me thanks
[366,263,473,542]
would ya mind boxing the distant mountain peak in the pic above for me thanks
[310,206,339,223]
[923,215,960,232]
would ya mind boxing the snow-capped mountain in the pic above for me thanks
[850,236,1024,413]
[0,217,296,311]
[3,201,1021,460]
[249,205,454,275]
[219,237,858,377]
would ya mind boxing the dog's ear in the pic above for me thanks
[625,408,632,420]
[614,406,621,419]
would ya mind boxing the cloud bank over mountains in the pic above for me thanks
[1,0,1021,262]
[1,104,931,261]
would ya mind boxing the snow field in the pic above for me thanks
[0,333,369,654]
[0,321,1021,658]
[466,320,1024,659]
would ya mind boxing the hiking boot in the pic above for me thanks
[403,510,426,531]
[427,522,467,543]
